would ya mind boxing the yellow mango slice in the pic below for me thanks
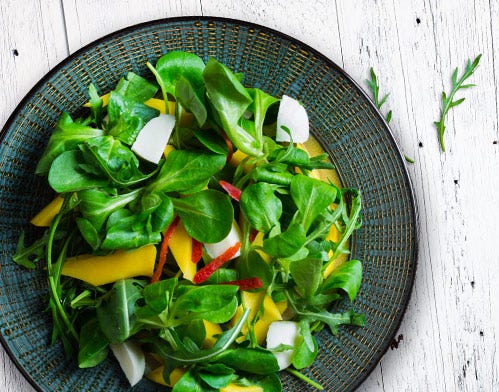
[251,231,271,263]
[275,300,288,316]
[168,221,196,281]
[146,366,186,387]
[61,245,156,286]
[163,144,176,158]
[203,320,222,348]
[230,292,282,345]
[221,384,263,392]
[230,149,249,166]
[30,195,64,227]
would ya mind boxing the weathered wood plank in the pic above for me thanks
[0,1,498,391]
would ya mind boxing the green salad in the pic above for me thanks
[14,51,364,391]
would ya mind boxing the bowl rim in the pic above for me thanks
[0,15,419,392]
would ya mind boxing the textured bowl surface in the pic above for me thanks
[0,17,417,392]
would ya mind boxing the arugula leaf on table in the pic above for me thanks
[35,112,104,175]
[434,54,481,152]
[366,67,392,123]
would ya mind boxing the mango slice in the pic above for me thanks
[168,221,196,281]
[30,195,64,227]
[221,384,263,392]
[61,245,156,286]
[230,291,282,345]
[202,319,222,348]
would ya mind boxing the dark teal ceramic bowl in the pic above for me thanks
[0,17,417,391]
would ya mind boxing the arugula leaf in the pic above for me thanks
[302,309,365,335]
[434,54,481,151]
[171,190,234,243]
[366,67,392,123]
[322,259,362,302]
[96,279,144,343]
[13,230,51,269]
[35,112,104,175]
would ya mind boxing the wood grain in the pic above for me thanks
[0,1,498,391]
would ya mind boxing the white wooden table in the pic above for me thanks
[1,1,498,391]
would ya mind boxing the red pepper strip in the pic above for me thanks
[221,130,234,164]
[193,242,242,284]
[191,239,203,264]
[219,180,242,202]
[151,216,180,283]
[249,229,259,243]
[221,277,263,291]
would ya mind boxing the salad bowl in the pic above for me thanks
[0,17,417,391]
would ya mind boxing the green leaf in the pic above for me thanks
[114,72,158,102]
[87,84,104,127]
[322,259,363,302]
[290,174,337,231]
[79,136,156,186]
[203,58,260,156]
[106,92,159,145]
[175,285,239,315]
[176,77,207,126]
[96,279,143,343]
[75,217,101,250]
[172,190,234,243]
[198,364,236,389]
[172,369,207,392]
[48,150,109,193]
[13,230,52,269]
[245,88,279,145]
[78,188,142,230]
[289,257,323,298]
[35,113,104,175]
[216,348,280,375]
[237,250,273,288]
[263,222,306,258]
[193,129,229,155]
[78,316,109,368]
[292,321,318,369]
[151,51,205,101]
[146,150,226,194]
[303,309,365,335]
[240,182,282,233]
[102,210,161,249]
[450,97,465,107]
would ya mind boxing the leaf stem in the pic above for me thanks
[286,368,324,390]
